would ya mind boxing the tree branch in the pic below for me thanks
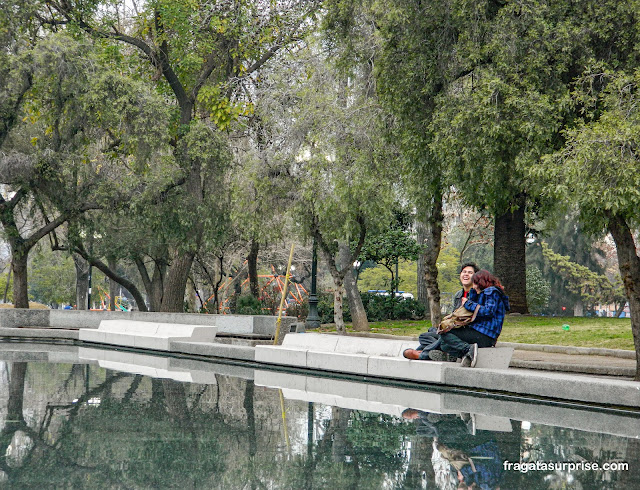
[74,245,149,312]
[46,4,191,113]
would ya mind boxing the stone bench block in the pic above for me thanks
[177,326,218,343]
[282,333,340,352]
[282,333,416,358]
[367,356,445,383]
[334,337,416,357]
[171,341,256,361]
[306,351,369,375]
[134,335,172,350]
[475,346,514,370]
[255,345,307,367]
[79,329,107,344]
[103,331,138,348]
[79,320,217,351]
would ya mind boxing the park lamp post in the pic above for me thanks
[305,238,321,329]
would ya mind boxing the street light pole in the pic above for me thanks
[306,238,321,329]
[87,265,92,310]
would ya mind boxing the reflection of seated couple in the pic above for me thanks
[402,408,502,490]
[403,263,510,367]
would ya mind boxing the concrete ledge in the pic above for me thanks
[307,351,369,375]
[170,341,255,361]
[0,309,50,328]
[368,356,444,383]
[79,320,217,351]
[334,336,415,357]
[282,333,340,352]
[282,332,415,356]
[0,327,79,340]
[256,338,447,382]
[282,333,512,369]
[0,309,296,338]
[255,345,307,366]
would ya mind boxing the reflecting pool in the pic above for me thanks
[0,343,638,489]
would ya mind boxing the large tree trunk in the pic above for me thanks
[247,240,260,298]
[135,254,166,312]
[159,140,202,313]
[494,202,528,314]
[419,199,443,327]
[339,242,369,331]
[150,261,166,312]
[10,247,29,309]
[314,218,367,336]
[74,254,90,310]
[607,214,640,381]
[333,280,346,334]
[160,252,196,313]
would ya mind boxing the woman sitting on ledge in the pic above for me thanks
[439,269,510,367]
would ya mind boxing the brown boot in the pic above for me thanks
[403,349,421,360]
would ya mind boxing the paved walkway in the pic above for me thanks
[510,348,636,378]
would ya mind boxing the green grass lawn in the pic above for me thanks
[319,316,635,350]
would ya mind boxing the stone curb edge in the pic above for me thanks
[510,359,637,377]
[497,342,636,359]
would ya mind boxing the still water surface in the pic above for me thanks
[0,344,638,489]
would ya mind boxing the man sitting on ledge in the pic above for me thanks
[403,262,478,363]
[405,269,510,368]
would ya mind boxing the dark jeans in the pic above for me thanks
[440,327,496,358]
[416,328,441,360]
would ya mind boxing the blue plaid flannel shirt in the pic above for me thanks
[462,286,510,339]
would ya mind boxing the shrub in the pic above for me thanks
[360,292,425,321]
[314,291,425,323]
[236,295,263,315]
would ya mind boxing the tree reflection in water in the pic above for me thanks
[0,360,637,489]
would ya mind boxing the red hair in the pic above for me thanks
[472,269,504,292]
